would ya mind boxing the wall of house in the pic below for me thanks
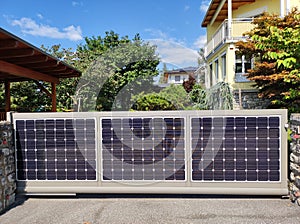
[233,0,280,18]
[291,0,300,9]
[206,43,254,89]
[206,21,222,42]
[168,74,189,84]
[0,121,15,214]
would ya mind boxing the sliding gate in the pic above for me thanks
[12,110,288,195]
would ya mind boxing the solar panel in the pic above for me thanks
[191,116,281,182]
[11,110,288,196]
[15,118,97,181]
[101,117,185,181]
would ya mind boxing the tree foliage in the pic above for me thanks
[132,84,193,111]
[190,82,233,110]
[189,83,207,110]
[131,93,176,111]
[182,75,196,93]
[74,31,160,111]
[0,81,51,112]
[41,44,79,111]
[236,8,300,112]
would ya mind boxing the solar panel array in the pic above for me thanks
[15,118,97,181]
[101,117,185,181]
[13,112,284,189]
[191,116,281,182]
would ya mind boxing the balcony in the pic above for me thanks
[204,18,255,58]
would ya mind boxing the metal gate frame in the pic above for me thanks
[11,109,288,195]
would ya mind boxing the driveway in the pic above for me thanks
[0,195,299,224]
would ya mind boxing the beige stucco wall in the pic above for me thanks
[206,43,255,90]
[206,21,222,42]
[233,0,280,18]
[290,0,300,10]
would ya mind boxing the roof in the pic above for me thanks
[201,0,255,27]
[165,67,198,74]
[0,28,81,84]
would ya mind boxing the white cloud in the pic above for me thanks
[184,5,190,12]
[36,13,43,19]
[193,34,207,49]
[145,29,199,67]
[11,17,83,41]
[72,1,83,7]
[145,28,168,40]
[200,0,210,13]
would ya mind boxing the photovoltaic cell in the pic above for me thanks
[191,116,281,182]
[15,118,97,181]
[101,117,185,181]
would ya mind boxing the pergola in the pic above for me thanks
[0,28,81,117]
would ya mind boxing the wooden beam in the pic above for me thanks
[0,48,34,59]
[210,0,226,26]
[33,80,52,98]
[29,61,59,69]
[0,60,59,84]
[51,82,57,112]
[39,64,67,73]
[56,70,76,75]
[4,80,11,112]
[0,39,18,49]
[6,55,49,64]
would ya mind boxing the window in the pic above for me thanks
[175,75,181,82]
[221,54,226,80]
[235,54,252,82]
[215,59,219,81]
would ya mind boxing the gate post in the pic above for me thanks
[289,114,300,205]
[0,121,15,213]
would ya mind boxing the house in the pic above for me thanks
[201,0,300,109]
[163,66,199,85]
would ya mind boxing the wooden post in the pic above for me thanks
[4,80,11,112]
[51,82,57,112]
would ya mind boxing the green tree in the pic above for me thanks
[189,83,207,110]
[41,44,79,111]
[10,81,51,112]
[132,84,193,111]
[236,8,300,112]
[74,31,160,111]
[131,93,176,111]
[182,75,196,93]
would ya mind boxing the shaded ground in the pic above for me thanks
[0,195,299,224]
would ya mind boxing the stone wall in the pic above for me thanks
[233,90,270,110]
[289,114,300,205]
[0,121,16,213]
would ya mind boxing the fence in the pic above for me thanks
[10,109,288,195]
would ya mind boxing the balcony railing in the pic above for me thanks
[204,18,255,57]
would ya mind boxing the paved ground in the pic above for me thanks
[0,195,300,224]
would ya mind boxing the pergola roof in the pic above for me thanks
[201,0,255,27]
[0,27,81,84]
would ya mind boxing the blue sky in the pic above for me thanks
[0,0,210,68]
